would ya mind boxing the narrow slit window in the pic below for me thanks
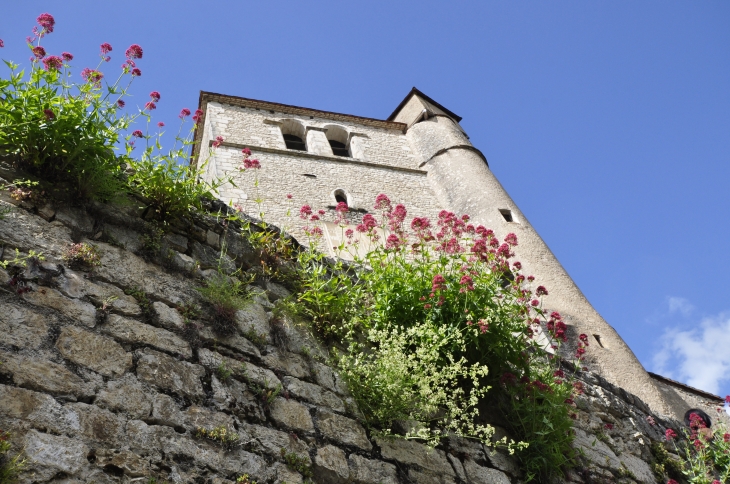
[329,140,350,157]
[301,174,317,178]
[593,334,605,348]
[283,134,306,151]
[499,209,514,222]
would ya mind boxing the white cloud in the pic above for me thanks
[667,296,694,317]
[652,311,730,396]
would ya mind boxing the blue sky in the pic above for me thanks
[2,2,729,397]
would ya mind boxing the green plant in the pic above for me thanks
[177,302,200,323]
[196,273,250,336]
[140,224,164,255]
[293,195,588,480]
[0,248,44,270]
[62,242,100,268]
[280,448,313,478]
[216,362,232,382]
[247,375,281,408]
[236,475,257,484]
[124,286,152,318]
[664,416,730,484]
[194,426,239,450]
[0,430,26,483]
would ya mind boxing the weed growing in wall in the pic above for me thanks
[196,271,251,336]
[0,429,25,483]
[62,242,101,269]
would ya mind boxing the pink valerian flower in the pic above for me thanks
[192,109,204,123]
[646,416,656,426]
[726,395,730,404]
[43,109,55,120]
[212,136,224,148]
[432,274,446,292]
[157,122,165,128]
[42,55,63,71]
[724,433,730,442]
[530,299,539,307]
[0,39,4,48]
[385,234,404,250]
[356,213,377,233]
[132,130,144,138]
[304,226,323,238]
[477,319,489,333]
[131,68,142,77]
[513,261,522,270]
[667,480,679,484]
[61,52,73,61]
[125,44,143,59]
[32,46,46,59]
[504,232,518,246]
[335,201,348,213]
[179,108,191,119]
[527,275,535,282]
[712,481,721,484]
[100,43,113,55]
[149,91,161,102]
[310,215,320,221]
[665,428,677,441]
[117,99,125,108]
[374,193,391,210]
[286,194,293,199]
[37,13,55,33]
[345,229,354,239]
[80,68,103,85]
[693,439,703,450]
[242,158,260,169]
[459,275,474,292]
[535,285,548,296]
[144,101,156,110]
[318,209,326,215]
[241,147,251,156]
[604,423,614,430]
[299,205,313,219]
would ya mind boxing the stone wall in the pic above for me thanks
[0,163,705,484]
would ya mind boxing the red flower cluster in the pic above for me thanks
[144,101,156,111]
[0,39,4,48]
[42,55,63,71]
[179,108,191,119]
[62,52,73,61]
[80,67,103,85]
[125,44,143,59]
[32,46,46,59]
[299,205,313,219]
[665,428,677,441]
[374,193,391,210]
[157,122,164,128]
[37,13,55,33]
[212,136,224,148]
[117,100,125,108]
[132,130,143,138]
[356,213,377,233]
[149,91,161,102]
[192,109,204,123]
[43,109,55,120]
[131,68,142,77]
[100,43,113,55]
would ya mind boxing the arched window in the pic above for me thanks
[283,134,306,151]
[329,140,350,157]
[334,189,348,204]
[323,124,350,157]
[279,119,307,151]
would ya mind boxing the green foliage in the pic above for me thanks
[293,199,587,480]
[0,56,129,202]
[216,362,232,382]
[0,430,26,483]
[194,426,239,450]
[196,273,250,336]
[247,377,281,408]
[62,242,100,268]
[0,248,44,270]
[280,448,313,478]
[124,286,152,319]
[665,419,730,484]
[235,475,257,484]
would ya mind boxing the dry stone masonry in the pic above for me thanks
[2,158,723,483]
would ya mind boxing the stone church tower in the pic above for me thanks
[193,88,720,420]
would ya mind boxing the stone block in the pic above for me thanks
[348,454,399,484]
[619,453,658,484]
[56,325,132,377]
[0,384,80,435]
[102,223,143,252]
[313,445,349,484]
[184,406,236,432]
[572,428,621,469]
[149,392,185,428]
[311,361,337,392]
[191,239,235,273]
[96,375,152,420]
[152,300,185,330]
[283,376,345,412]
[273,461,304,484]
[23,286,96,327]
[262,350,311,379]
[316,409,371,450]
[484,447,521,477]
[164,232,189,252]
[377,438,454,476]
[198,326,261,358]
[24,430,88,476]
[206,229,221,249]
[66,402,126,443]
[0,350,93,399]
[408,469,457,484]
[94,449,149,477]
[236,303,272,345]
[0,302,49,349]
[462,459,511,484]
[447,454,466,481]
[246,423,311,459]
[103,314,192,358]
[136,348,205,399]
[269,398,314,431]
